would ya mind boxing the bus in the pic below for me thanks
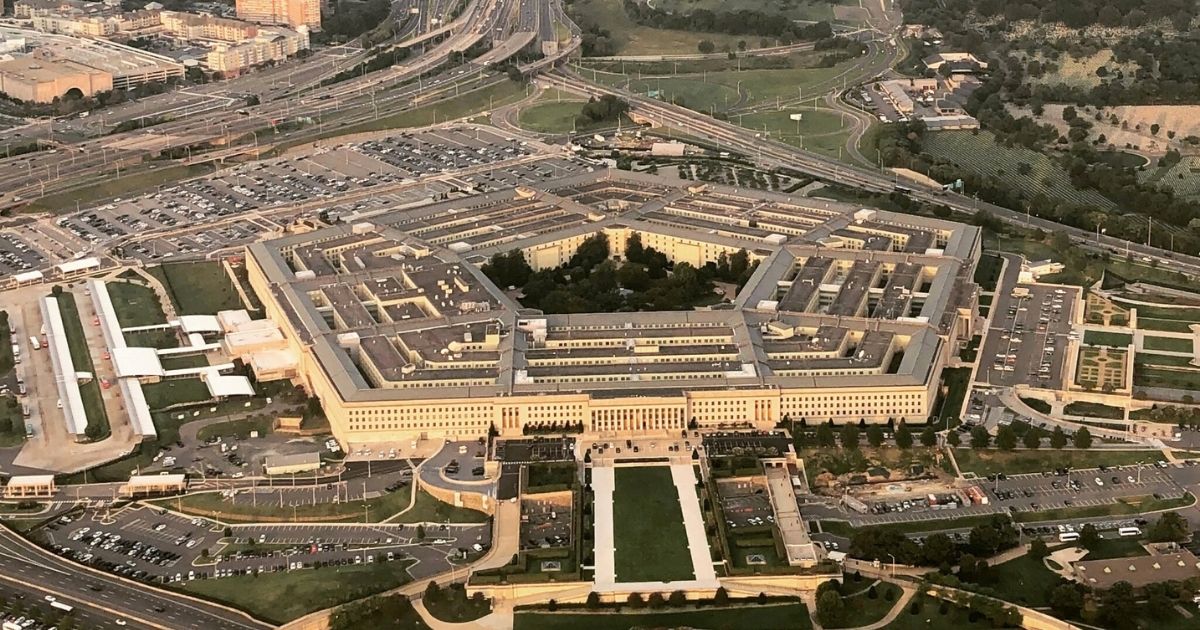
[50,600,74,613]
[1058,532,1080,543]
[1118,527,1142,537]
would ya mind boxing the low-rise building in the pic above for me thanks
[1073,549,1200,589]
[0,52,112,103]
[205,25,308,75]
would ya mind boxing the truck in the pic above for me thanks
[29,336,40,351]
[10,343,18,359]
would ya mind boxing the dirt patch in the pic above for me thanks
[1011,103,1200,157]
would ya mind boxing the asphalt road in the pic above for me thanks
[0,527,270,630]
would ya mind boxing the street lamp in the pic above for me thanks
[886,553,896,577]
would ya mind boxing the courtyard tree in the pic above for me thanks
[1080,523,1101,549]
[1148,512,1190,542]
[1022,430,1041,449]
[840,425,860,450]
[895,422,913,449]
[816,423,836,448]
[969,425,990,449]
[1050,426,1068,449]
[995,425,1017,450]
[920,425,938,447]
[867,425,885,448]
[1073,427,1093,449]
[947,430,961,447]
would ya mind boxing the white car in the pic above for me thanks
[1094,477,1104,486]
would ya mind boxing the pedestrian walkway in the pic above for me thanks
[591,465,616,586]
[670,463,718,584]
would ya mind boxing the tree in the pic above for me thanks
[668,591,687,607]
[627,593,645,608]
[1080,523,1101,549]
[1073,427,1093,449]
[895,423,913,449]
[920,426,937,447]
[920,533,958,567]
[947,430,961,447]
[1050,426,1068,449]
[713,587,729,605]
[969,426,990,449]
[85,422,104,441]
[586,592,601,610]
[816,424,836,448]
[1020,534,1050,563]
[1049,584,1084,618]
[416,524,426,541]
[1148,512,1190,542]
[995,425,1017,450]
[625,232,646,262]
[816,589,844,626]
[1096,581,1137,629]
[1022,430,1041,449]
[698,40,716,54]
[648,592,666,609]
[867,425,884,448]
[424,581,442,603]
[840,425,860,450]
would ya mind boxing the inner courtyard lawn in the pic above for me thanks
[612,466,695,583]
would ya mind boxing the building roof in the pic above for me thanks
[39,296,88,436]
[201,368,255,397]
[6,475,56,486]
[56,257,100,274]
[265,452,321,469]
[111,347,164,378]
[177,315,221,334]
[1074,550,1200,588]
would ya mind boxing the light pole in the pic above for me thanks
[886,553,895,577]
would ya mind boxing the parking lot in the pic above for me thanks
[983,462,1185,514]
[715,478,775,529]
[702,431,791,458]
[0,127,597,280]
[977,284,1079,389]
[495,437,576,464]
[35,504,491,587]
[520,496,572,550]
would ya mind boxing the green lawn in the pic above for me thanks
[1014,493,1194,523]
[105,281,168,328]
[953,449,1164,476]
[141,378,213,411]
[0,311,13,376]
[516,101,634,134]
[972,553,1065,608]
[0,396,28,446]
[1133,365,1200,390]
[826,580,902,629]
[196,416,275,442]
[568,0,743,56]
[1134,352,1196,368]
[526,462,577,492]
[151,262,245,315]
[183,560,416,624]
[514,603,813,630]
[621,60,855,115]
[1133,305,1200,322]
[1018,397,1052,414]
[1083,331,1132,347]
[1142,335,1194,353]
[613,466,695,583]
[1081,537,1148,560]
[124,328,179,349]
[1138,318,1198,333]
[55,293,110,440]
[306,81,529,142]
[159,486,487,524]
[424,584,490,623]
[879,595,1006,630]
[735,108,853,161]
[1062,401,1125,419]
[158,354,210,370]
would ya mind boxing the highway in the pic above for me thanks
[539,68,1200,278]
[0,526,270,629]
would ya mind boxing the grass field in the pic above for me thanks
[514,603,813,630]
[516,101,634,134]
[975,553,1065,608]
[620,59,856,115]
[1134,352,1197,368]
[55,293,111,440]
[735,108,852,161]
[1137,318,1198,333]
[302,80,529,144]
[1014,493,1194,523]
[1133,365,1200,390]
[1083,331,1131,347]
[1075,347,1127,391]
[568,0,743,56]
[24,163,214,214]
[1019,397,1052,414]
[825,580,902,629]
[196,416,275,442]
[158,354,210,370]
[105,281,167,328]
[150,262,244,315]
[935,367,971,426]
[654,0,849,22]
[1142,335,1194,353]
[879,594,1000,630]
[1063,401,1125,419]
[923,131,1116,209]
[1133,305,1200,321]
[182,560,416,624]
[0,396,28,446]
[140,378,213,411]
[953,449,1164,476]
[124,328,179,349]
[612,466,695,583]
[1081,537,1148,560]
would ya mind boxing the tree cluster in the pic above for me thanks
[577,94,630,127]
[621,0,834,42]
[849,515,1019,567]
